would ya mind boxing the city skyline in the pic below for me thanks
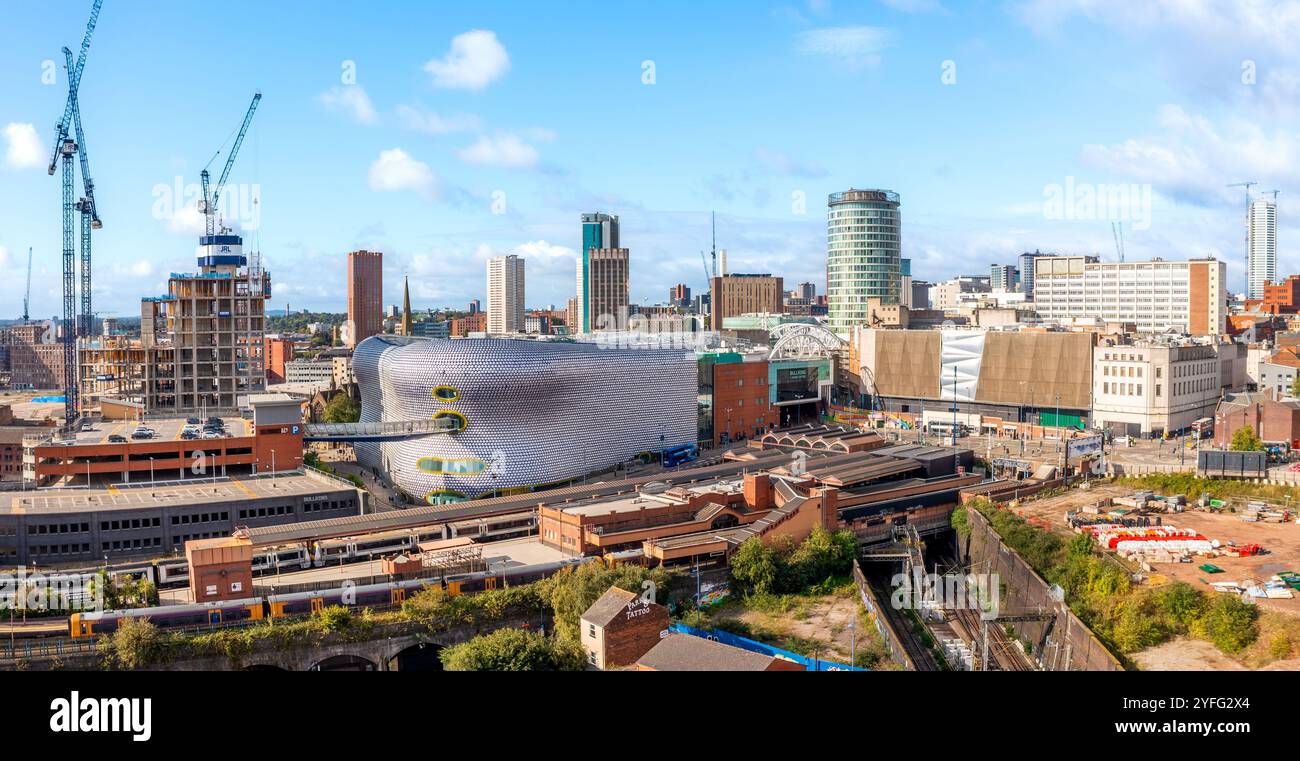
[2,1,1299,318]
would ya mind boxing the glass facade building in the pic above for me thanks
[352,336,697,503]
[827,189,901,336]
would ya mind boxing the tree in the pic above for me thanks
[1229,425,1264,452]
[440,627,585,671]
[789,528,857,585]
[729,537,783,595]
[98,617,166,670]
[1291,374,1300,399]
[540,562,672,643]
[323,393,360,424]
[1201,595,1258,654]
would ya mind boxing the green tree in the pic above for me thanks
[1292,374,1300,399]
[789,528,857,585]
[440,627,585,671]
[1201,596,1259,654]
[323,393,360,423]
[98,617,166,670]
[316,605,353,633]
[1229,425,1264,452]
[729,537,783,595]
[539,562,672,643]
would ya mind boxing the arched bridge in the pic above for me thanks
[303,419,458,443]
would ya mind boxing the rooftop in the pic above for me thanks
[637,633,790,671]
[4,473,350,515]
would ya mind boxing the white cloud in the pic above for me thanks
[1081,103,1300,205]
[395,105,481,134]
[1014,0,1300,113]
[457,133,539,169]
[795,26,891,67]
[166,205,207,236]
[4,122,44,169]
[367,148,439,197]
[424,30,510,90]
[317,85,379,125]
[0,245,9,269]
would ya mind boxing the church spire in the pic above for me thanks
[401,275,413,336]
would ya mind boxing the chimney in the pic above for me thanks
[744,472,772,510]
[719,249,728,277]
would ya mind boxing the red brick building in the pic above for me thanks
[264,336,295,385]
[580,586,670,670]
[713,360,771,445]
[1263,276,1300,314]
[450,312,487,337]
[346,250,383,348]
[1214,390,1300,449]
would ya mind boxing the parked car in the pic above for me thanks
[107,434,127,443]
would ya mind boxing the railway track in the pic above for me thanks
[950,607,1035,671]
[865,573,942,671]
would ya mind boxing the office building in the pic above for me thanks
[669,284,691,308]
[1017,250,1057,298]
[576,212,623,333]
[576,247,630,333]
[1093,340,1244,438]
[1247,197,1278,300]
[346,250,383,348]
[990,263,1019,292]
[1034,257,1226,336]
[487,255,526,335]
[264,336,295,385]
[827,189,902,336]
[0,323,66,390]
[710,273,783,331]
[929,276,991,312]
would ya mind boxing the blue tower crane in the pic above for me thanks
[200,92,262,237]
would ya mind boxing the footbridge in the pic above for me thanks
[302,419,458,443]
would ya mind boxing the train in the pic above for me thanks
[44,513,539,591]
[68,549,647,639]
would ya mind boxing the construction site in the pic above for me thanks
[3,0,270,428]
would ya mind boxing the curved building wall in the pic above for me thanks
[353,337,698,503]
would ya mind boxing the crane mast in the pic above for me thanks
[200,92,262,236]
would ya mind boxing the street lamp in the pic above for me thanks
[148,457,155,486]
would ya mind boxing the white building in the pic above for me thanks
[929,276,991,312]
[1035,257,1226,336]
[1247,197,1277,300]
[284,359,335,390]
[1092,340,1243,437]
[487,254,526,335]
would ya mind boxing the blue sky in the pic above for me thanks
[2,0,1299,318]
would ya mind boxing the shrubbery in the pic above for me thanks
[728,528,858,595]
[956,499,1261,659]
[440,627,585,671]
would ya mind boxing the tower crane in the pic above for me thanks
[65,46,102,339]
[199,92,262,237]
[46,0,103,425]
[22,247,32,325]
[1229,181,1259,298]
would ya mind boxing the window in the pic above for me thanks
[588,624,596,638]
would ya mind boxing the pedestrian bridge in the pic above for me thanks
[302,419,459,443]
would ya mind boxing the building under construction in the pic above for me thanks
[79,235,270,414]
